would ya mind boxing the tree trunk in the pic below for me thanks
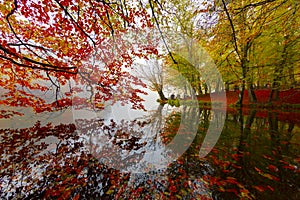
[204,83,208,94]
[198,82,203,95]
[215,79,220,93]
[269,34,288,102]
[158,89,167,101]
[268,81,280,102]
[248,83,257,103]
[225,82,229,92]
[237,81,245,106]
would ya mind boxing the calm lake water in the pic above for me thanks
[0,99,299,199]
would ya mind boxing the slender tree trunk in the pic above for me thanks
[184,85,187,99]
[288,123,294,134]
[288,66,296,88]
[245,109,257,129]
[248,82,257,102]
[204,83,208,94]
[216,79,221,93]
[269,81,281,103]
[198,80,203,95]
[268,112,280,146]
[237,80,245,106]
[225,82,230,92]
[269,35,288,102]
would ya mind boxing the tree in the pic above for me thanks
[0,0,158,115]
[164,52,203,96]
[203,0,300,105]
[148,0,221,97]
[265,2,300,101]
[135,59,168,101]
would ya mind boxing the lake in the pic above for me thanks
[0,99,299,199]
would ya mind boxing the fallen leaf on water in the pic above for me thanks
[268,164,278,172]
[252,185,266,192]
[254,167,262,173]
[263,154,274,161]
[283,165,296,170]
[260,173,280,181]
[267,185,274,191]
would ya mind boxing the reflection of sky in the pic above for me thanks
[0,89,159,129]
[72,87,159,123]
[0,84,196,173]
[0,106,73,129]
[110,89,158,121]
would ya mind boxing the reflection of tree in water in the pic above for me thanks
[0,119,154,199]
[206,109,300,200]
[76,117,148,171]
[139,104,165,148]
[76,102,200,173]
[1,108,299,199]
[0,122,87,199]
[160,108,299,200]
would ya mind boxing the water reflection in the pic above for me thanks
[76,101,201,173]
[0,107,299,199]
[209,109,300,200]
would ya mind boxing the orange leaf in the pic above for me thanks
[73,194,80,200]
[254,167,262,173]
[252,185,266,192]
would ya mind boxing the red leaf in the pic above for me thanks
[268,164,278,172]
[283,165,296,170]
[254,167,262,173]
[294,157,300,163]
[263,154,274,161]
[252,185,266,192]
[226,177,238,185]
[169,185,177,193]
[73,194,80,200]
[267,185,274,191]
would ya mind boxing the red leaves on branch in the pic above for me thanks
[0,0,158,114]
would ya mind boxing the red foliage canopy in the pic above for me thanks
[0,0,158,115]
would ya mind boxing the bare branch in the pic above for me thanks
[221,0,241,62]
[235,0,277,13]
[0,53,77,74]
[149,0,177,64]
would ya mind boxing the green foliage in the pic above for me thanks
[167,98,180,107]
[203,0,300,92]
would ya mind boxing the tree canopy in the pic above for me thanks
[0,0,299,110]
[0,0,158,114]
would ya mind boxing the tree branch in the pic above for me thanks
[149,0,177,64]
[235,0,276,13]
[0,54,77,74]
[221,0,241,62]
[54,0,97,49]
[0,45,76,72]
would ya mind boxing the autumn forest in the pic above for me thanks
[0,0,299,199]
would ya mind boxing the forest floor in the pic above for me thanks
[196,88,300,124]
[197,88,300,106]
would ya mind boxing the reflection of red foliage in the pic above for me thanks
[242,109,300,124]
[0,110,23,118]
[198,89,300,124]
